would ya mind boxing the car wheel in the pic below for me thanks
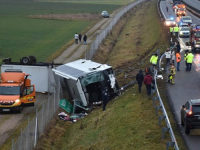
[184,124,190,134]
[29,55,37,64]
[30,102,34,106]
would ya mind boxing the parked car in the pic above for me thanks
[181,99,200,134]
[164,18,176,27]
[180,16,193,25]
[178,27,190,37]
[101,11,109,18]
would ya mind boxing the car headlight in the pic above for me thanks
[195,45,200,47]
[15,99,20,103]
[173,22,175,24]
[180,32,183,34]
[166,22,170,25]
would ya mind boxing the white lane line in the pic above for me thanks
[160,1,167,19]
[187,11,200,21]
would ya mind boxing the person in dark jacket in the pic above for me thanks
[79,33,82,42]
[83,34,87,45]
[176,42,180,53]
[102,88,109,111]
[143,73,153,96]
[136,70,144,93]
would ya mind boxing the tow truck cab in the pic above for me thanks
[0,69,36,113]
[191,25,200,52]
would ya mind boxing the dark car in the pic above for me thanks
[181,99,200,134]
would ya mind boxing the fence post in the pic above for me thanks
[34,108,38,148]
[42,101,44,132]
[54,87,56,113]
[162,127,170,139]
[27,117,30,150]
[20,127,22,150]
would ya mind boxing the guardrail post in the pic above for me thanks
[12,138,14,150]
[153,96,159,107]
[162,127,170,139]
[159,115,166,126]
[166,141,175,150]
[156,106,162,116]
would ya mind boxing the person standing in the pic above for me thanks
[176,52,181,71]
[171,49,175,64]
[83,34,87,45]
[150,53,158,69]
[79,33,82,42]
[170,27,173,37]
[102,88,108,111]
[136,70,144,93]
[167,63,176,84]
[184,50,188,69]
[75,33,78,44]
[186,51,194,71]
[165,48,171,65]
[176,41,181,53]
[143,73,153,96]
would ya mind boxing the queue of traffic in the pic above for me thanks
[164,2,200,53]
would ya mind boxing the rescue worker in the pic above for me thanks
[167,63,176,84]
[176,52,181,71]
[170,27,173,37]
[165,48,171,65]
[174,25,179,37]
[136,70,144,93]
[186,51,194,71]
[184,50,189,69]
[150,53,158,69]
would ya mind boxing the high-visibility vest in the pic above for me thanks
[170,27,173,32]
[184,53,188,61]
[150,55,158,65]
[186,53,194,63]
[176,53,181,62]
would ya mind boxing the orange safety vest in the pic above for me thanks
[176,53,181,62]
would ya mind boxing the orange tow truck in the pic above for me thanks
[0,69,35,113]
[175,4,186,16]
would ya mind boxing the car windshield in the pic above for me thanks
[183,17,191,20]
[196,31,200,38]
[0,86,20,95]
[181,28,190,31]
[192,105,200,114]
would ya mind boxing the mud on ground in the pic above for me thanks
[28,13,102,21]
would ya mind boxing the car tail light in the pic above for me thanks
[187,106,193,116]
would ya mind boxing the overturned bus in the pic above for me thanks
[52,59,119,111]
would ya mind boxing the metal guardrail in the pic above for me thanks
[155,1,180,149]
[151,48,179,150]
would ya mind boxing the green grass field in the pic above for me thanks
[0,0,122,62]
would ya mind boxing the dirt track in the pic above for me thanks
[0,93,47,148]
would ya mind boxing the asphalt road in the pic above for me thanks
[160,0,200,150]
[183,0,200,11]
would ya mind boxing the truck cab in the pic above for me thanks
[0,69,35,113]
[191,25,200,52]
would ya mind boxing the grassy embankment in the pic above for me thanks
[36,1,187,150]
[0,0,123,63]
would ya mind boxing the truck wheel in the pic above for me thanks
[29,56,37,64]
[17,105,22,113]
[22,57,31,65]
[30,102,34,106]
